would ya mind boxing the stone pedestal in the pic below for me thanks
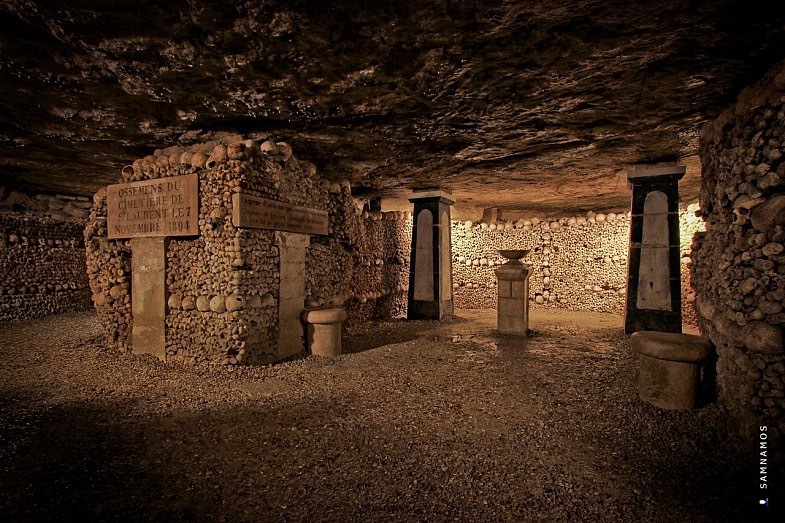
[495,251,531,335]
[131,237,167,360]
[407,189,455,320]
[625,164,685,334]
[302,308,347,357]
[630,331,711,409]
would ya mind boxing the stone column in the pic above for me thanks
[131,237,167,360]
[625,164,685,334]
[495,255,531,335]
[277,231,309,359]
[407,189,455,320]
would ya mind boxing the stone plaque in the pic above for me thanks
[637,191,671,311]
[107,174,198,239]
[232,193,328,235]
[413,209,434,301]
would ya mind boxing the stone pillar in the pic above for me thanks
[495,255,531,335]
[131,237,167,360]
[407,189,455,320]
[277,231,309,359]
[625,164,685,334]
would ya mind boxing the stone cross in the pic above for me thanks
[106,173,199,360]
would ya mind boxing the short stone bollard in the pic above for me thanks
[301,308,347,357]
[630,331,711,410]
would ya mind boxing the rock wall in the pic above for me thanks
[693,60,785,443]
[451,208,703,325]
[0,210,91,322]
[85,139,410,365]
[0,185,92,220]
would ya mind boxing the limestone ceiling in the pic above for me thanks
[2,0,785,214]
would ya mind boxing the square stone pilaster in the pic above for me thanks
[276,231,309,359]
[625,164,685,334]
[131,236,167,360]
[407,189,455,320]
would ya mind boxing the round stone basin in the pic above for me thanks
[498,249,530,261]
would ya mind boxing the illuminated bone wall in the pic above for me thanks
[450,208,703,325]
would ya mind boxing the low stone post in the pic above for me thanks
[301,308,347,357]
[495,250,531,335]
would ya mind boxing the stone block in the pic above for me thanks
[302,308,346,357]
[279,298,305,359]
[631,331,712,409]
[481,207,498,224]
[637,354,701,410]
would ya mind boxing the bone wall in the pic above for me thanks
[451,209,703,325]
[85,139,411,364]
[693,61,785,443]
[0,209,91,322]
[306,205,411,333]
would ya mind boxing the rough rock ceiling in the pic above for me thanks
[2,0,785,215]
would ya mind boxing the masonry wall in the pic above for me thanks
[85,139,411,365]
[0,211,91,322]
[692,61,785,443]
[451,209,703,325]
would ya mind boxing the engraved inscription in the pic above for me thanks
[232,193,328,235]
[107,174,199,239]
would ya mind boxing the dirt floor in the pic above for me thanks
[0,309,780,521]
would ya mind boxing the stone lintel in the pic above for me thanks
[627,164,686,184]
[408,189,455,205]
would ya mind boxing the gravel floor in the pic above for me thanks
[0,309,778,521]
